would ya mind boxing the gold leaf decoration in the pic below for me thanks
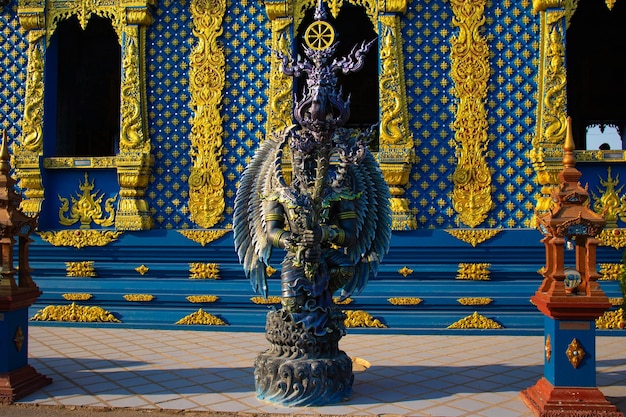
[186,295,219,303]
[188,0,226,228]
[123,294,154,302]
[38,230,123,249]
[66,261,96,277]
[266,265,277,277]
[599,263,623,281]
[566,338,585,368]
[446,229,501,246]
[457,297,493,306]
[62,293,93,301]
[450,0,493,227]
[250,296,281,304]
[597,228,626,249]
[14,326,24,352]
[447,312,502,329]
[388,297,423,306]
[175,309,226,326]
[178,229,230,246]
[333,297,353,305]
[31,303,120,323]
[343,310,386,328]
[609,297,624,306]
[456,263,491,280]
[58,172,116,228]
[189,262,220,279]
[398,266,414,277]
[135,264,149,275]
[595,308,625,329]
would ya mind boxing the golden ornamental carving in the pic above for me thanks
[188,0,226,229]
[186,295,219,303]
[135,264,149,275]
[66,261,96,277]
[595,308,624,329]
[38,230,123,248]
[58,173,117,228]
[609,297,624,306]
[31,302,120,323]
[343,310,386,328]
[123,294,154,302]
[19,42,44,153]
[189,262,220,279]
[266,265,277,277]
[178,229,230,246]
[446,229,501,246]
[62,293,93,301]
[14,326,25,352]
[457,297,493,306]
[175,309,226,326]
[398,266,413,277]
[565,338,585,368]
[599,263,623,281]
[597,228,626,249]
[591,167,626,228]
[545,334,552,362]
[120,31,145,150]
[251,296,282,304]
[456,263,491,280]
[267,21,294,136]
[532,9,568,215]
[293,0,378,32]
[388,297,423,306]
[450,0,493,228]
[447,312,503,329]
[333,297,353,305]
[44,156,118,169]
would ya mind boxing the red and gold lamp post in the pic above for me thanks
[520,119,622,416]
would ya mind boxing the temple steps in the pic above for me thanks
[26,229,624,335]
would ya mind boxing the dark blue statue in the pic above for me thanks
[233,1,391,406]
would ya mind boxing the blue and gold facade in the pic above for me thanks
[0,0,623,332]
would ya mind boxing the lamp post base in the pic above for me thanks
[521,377,623,417]
[0,364,52,404]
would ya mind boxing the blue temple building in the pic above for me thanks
[0,0,624,334]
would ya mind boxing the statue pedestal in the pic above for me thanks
[254,309,353,406]
[0,293,52,404]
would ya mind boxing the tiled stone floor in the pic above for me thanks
[10,326,626,416]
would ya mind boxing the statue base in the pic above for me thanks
[521,377,623,417]
[0,365,52,404]
[254,308,353,406]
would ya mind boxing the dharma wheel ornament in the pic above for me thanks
[521,118,622,417]
[233,0,391,407]
[0,130,52,403]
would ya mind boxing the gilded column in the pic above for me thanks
[530,0,570,220]
[188,0,227,228]
[449,0,493,228]
[14,6,46,217]
[115,7,155,230]
[378,0,417,230]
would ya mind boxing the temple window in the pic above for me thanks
[566,0,626,150]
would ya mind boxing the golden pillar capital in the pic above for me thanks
[380,0,409,14]
[265,0,292,20]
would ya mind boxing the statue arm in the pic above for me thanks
[324,200,357,248]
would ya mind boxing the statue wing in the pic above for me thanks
[233,130,289,297]
[340,150,392,299]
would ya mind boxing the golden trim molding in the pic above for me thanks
[15,1,155,229]
[265,0,416,230]
[187,295,219,303]
[178,229,230,246]
[449,0,493,228]
[38,230,123,248]
[188,0,226,228]
[388,297,423,305]
[446,229,501,246]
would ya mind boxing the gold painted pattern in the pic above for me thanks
[14,326,25,352]
[251,296,282,304]
[62,293,93,301]
[447,312,502,329]
[58,173,116,228]
[609,297,624,306]
[545,334,552,362]
[599,263,623,281]
[449,0,493,228]
[188,0,226,229]
[388,297,423,306]
[175,309,226,325]
[457,297,493,306]
[135,265,149,275]
[591,167,626,228]
[66,261,97,277]
[595,308,624,329]
[398,266,414,277]
[343,310,386,328]
[456,263,491,281]
[38,230,123,248]
[179,229,230,246]
[597,228,626,249]
[189,262,220,279]
[31,302,120,323]
[333,297,353,305]
[123,294,154,302]
[446,229,501,246]
[566,338,585,368]
[186,295,219,303]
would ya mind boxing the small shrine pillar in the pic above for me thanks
[0,131,51,403]
[520,119,623,417]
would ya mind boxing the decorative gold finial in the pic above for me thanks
[563,116,576,169]
[0,130,10,174]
